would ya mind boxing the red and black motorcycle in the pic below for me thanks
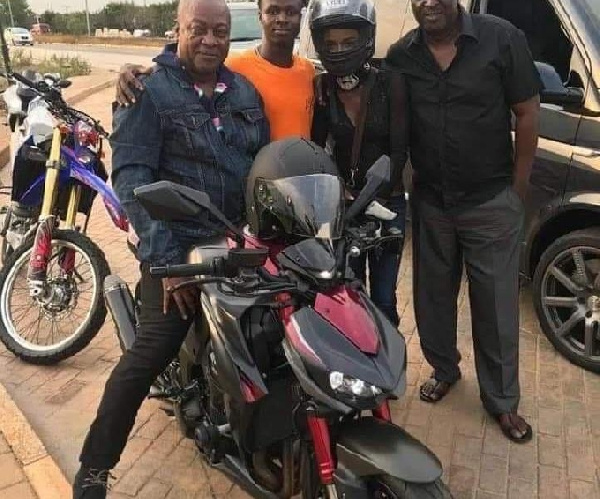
[104,156,452,498]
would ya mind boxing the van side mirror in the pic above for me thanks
[536,62,584,106]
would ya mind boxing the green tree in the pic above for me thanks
[97,1,177,36]
[0,0,33,28]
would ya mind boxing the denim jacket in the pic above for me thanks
[111,44,270,266]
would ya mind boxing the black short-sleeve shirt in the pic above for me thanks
[385,10,541,209]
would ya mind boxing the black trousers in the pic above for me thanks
[80,265,192,469]
[412,186,524,415]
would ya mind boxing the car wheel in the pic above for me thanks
[533,228,600,372]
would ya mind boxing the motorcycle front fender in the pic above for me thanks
[70,162,128,231]
[336,417,442,485]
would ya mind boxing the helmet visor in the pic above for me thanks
[256,174,344,240]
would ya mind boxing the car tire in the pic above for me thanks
[533,228,600,373]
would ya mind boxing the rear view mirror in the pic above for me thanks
[345,155,391,222]
[134,180,246,242]
[536,62,584,106]
[365,155,391,184]
[134,181,207,221]
[58,80,72,89]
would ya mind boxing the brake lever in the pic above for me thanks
[168,276,226,293]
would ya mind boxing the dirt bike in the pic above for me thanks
[0,28,129,364]
[105,157,452,498]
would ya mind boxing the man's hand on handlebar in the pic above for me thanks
[162,277,199,320]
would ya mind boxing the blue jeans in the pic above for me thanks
[351,194,407,326]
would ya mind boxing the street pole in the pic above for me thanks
[0,14,13,74]
[84,0,91,36]
[6,0,15,27]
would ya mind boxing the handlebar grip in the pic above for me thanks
[149,259,222,278]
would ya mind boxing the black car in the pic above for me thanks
[299,0,600,373]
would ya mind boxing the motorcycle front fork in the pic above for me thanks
[27,128,78,298]
[306,400,392,497]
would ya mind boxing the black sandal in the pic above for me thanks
[496,412,533,443]
[419,372,461,403]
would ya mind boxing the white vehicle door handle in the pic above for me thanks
[573,146,600,158]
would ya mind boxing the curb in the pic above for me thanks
[0,75,115,170]
[0,381,71,498]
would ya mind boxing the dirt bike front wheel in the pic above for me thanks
[0,229,110,364]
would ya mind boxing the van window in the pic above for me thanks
[485,0,573,82]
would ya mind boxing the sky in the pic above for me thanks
[27,0,170,15]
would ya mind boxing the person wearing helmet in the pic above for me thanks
[309,0,408,327]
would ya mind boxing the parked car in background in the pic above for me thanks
[3,28,33,46]
[229,2,262,52]
[30,23,51,36]
[133,29,151,37]
[300,0,600,373]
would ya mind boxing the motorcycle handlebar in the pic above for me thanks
[4,71,107,137]
[10,71,36,88]
[149,258,224,278]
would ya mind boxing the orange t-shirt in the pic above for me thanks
[226,49,315,141]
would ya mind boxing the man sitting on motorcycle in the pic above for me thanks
[73,0,269,496]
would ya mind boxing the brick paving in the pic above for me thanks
[0,86,599,498]
[0,433,37,499]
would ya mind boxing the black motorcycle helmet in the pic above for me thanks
[245,138,344,240]
[309,0,376,78]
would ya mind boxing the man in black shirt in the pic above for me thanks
[386,0,540,442]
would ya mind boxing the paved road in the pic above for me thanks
[8,41,262,72]
[9,43,157,72]
[0,86,599,498]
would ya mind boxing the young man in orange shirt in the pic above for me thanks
[117,0,314,141]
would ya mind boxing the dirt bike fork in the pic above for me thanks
[27,128,77,297]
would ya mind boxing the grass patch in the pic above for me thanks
[35,34,166,48]
[0,49,92,93]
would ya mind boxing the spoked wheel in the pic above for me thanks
[533,228,600,373]
[0,229,110,364]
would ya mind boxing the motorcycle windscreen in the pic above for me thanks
[255,174,344,240]
[278,238,337,278]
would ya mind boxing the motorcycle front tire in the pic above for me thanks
[0,229,110,364]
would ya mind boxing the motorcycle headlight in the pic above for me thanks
[329,371,382,398]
